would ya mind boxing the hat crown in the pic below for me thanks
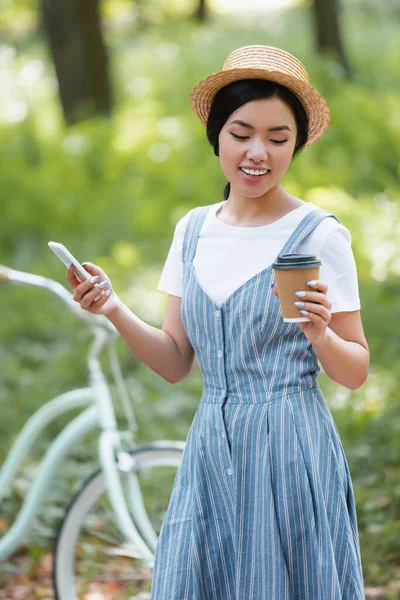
[189,44,330,145]
[222,45,310,84]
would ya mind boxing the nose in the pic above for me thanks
[247,138,267,163]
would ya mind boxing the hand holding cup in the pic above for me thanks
[271,254,331,345]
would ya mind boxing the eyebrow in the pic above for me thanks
[230,119,292,132]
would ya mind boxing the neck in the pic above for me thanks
[218,184,304,227]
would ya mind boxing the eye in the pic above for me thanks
[231,133,249,140]
[271,140,288,145]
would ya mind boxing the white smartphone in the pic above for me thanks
[48,241,91,281]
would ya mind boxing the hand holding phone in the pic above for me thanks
[50,241,120,316]
[48,241,90,282]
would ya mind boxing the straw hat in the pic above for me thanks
[189,45,330,146]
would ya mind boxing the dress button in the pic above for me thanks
[221,432,226,439]
[227,468,233,476]
[217,350,223,358]
[215,310,220,319]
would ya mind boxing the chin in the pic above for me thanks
[239,186,273,199]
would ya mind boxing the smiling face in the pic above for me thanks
[218,96,298,199]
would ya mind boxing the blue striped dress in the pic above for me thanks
[150,206,365,600]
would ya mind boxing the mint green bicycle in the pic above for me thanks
[0,265,185,599]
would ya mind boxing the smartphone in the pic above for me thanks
[48,241,91,281]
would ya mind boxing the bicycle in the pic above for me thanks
[0,265,185,599]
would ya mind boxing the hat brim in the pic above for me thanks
[189,68,330,146]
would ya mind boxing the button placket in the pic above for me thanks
[215,305,229,462]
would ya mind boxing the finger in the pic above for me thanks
[294,290,331,310]
[81,281,111,309]
[66,263,98,289]
[82,262,112,284]
[271,283,279,298]
[305,279,328,294]
[297,303,331,323]
[80,287,103,309]
[299,310,329,327]
[81,262,102,275]
[66,265,81,290]
[90,287,115,314]
[72,276,102,303]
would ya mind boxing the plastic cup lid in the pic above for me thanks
[272,253,321,270]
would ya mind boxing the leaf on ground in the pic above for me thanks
[38,552,53,574]
[0,520,9,531]
[365,587,386,598]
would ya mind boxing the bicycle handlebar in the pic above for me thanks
[0,264,117,335]
[0,265,11,281]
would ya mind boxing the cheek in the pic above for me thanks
[274,144,296,168]
[218,137,239,172]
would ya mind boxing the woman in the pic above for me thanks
[67,45,369,599]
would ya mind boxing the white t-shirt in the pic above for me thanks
[157,201,361,313]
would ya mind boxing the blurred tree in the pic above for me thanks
[40,0,112,124]
[312,0,351,78]
[194,0,207,22]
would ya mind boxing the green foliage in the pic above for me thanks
[0,5,399,590]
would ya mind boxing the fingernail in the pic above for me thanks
[294,301,305,308]
[295,291,306,297]
[105,288,113,296]
[98,279,109,289]
[300,309,308,315]
[67,262,72,269]
[307,280,317,286]
[90,275,100,283]
[82,262,89,266]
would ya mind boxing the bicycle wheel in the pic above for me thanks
[53,441,184,600]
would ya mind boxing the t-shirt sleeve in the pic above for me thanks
[156,211,191,297]
[319,225,361,313]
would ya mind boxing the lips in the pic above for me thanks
[239,167,270,184]
[240,167,270,176]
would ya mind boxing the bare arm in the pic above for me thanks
[272,280,369,390]
[107,294,195,384]
[313,310,369,390]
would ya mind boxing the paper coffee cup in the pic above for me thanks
[272,254,321,323]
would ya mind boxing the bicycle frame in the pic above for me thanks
[0,266,158,563]
[0,389,98,560]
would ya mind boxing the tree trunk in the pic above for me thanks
[194,0,207,22]
[40,0,112,124]
[312,0,351,78]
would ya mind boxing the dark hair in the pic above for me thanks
[206,79,309,200]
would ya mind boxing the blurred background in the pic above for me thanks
[0,0,399,597]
